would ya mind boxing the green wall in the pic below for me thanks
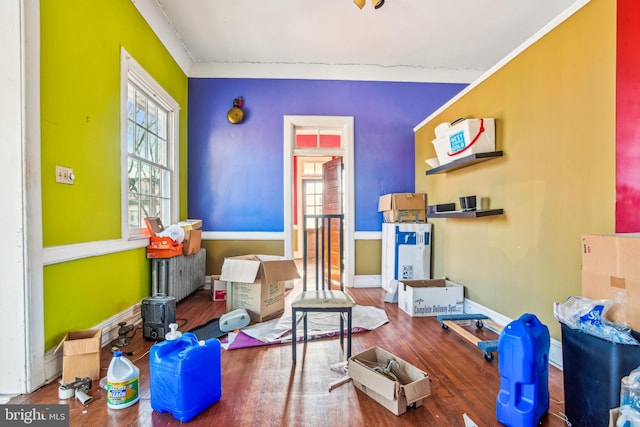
[41,0,188,350]
[415,0,615,340]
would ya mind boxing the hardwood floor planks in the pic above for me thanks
[8,283,567,427]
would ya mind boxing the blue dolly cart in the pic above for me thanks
[437,313,500,362]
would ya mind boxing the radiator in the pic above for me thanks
[151,248,206,302]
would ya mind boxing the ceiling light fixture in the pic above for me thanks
[353,0,384,9]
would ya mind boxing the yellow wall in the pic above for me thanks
[415,0,615,339]
[40,0,188,349]
[202,240,285,275]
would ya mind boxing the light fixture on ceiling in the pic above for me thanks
[353,0,384,9]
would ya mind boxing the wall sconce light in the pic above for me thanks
[227,97,244,124]
[353,0,365,9]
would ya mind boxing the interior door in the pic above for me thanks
[322,157,343,289]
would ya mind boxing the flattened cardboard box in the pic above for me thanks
[581,233,640,330]
[397,278,464,317]
[349,346,431,415]
[55,329,102,384]
[378,193,427,223]
[220,254,300,322]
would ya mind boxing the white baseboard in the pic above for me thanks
[353,275,381,288]
[350,276,563,369]
[44,302,143,383]
[464,299,563,370]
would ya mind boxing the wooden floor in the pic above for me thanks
[9,282,568,427]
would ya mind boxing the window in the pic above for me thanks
[121,49,179,239]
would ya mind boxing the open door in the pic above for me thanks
[322,157,343,289]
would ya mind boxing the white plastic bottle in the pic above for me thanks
[106,350,140,409]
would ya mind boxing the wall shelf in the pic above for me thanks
[428,209,504,219]
[425,151,503,175]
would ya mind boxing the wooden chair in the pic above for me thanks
[291,214,355,364]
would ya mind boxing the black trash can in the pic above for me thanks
[561,323,640,427]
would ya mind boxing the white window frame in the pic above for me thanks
[120,48,179,240]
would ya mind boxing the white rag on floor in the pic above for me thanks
[241,305,389,343]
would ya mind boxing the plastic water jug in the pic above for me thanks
[496,313,550,427]
[149,331,222,422]
[106,351,140,409]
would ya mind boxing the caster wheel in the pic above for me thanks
[441,323,448,330]
[484,352,494,362]
[476,319,484,329]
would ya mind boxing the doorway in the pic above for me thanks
[283,116,354,287]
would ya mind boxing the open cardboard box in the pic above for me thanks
[397,278,464,317]
[55,329,102,384]
[349,346,431,415]
[378,193,427,223]
[220,254,300,322]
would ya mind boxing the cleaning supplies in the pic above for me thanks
[106,350,140,409]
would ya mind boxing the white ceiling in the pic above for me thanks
[133,0,587,83]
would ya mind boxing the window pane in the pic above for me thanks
[135,125,146,158]
[127,121,135,154]
[157,109,167,139]
[161,170,171,198]
[159,197,171,223]
[128,159,139,194]
[149,197,159,219]
[151,166,161,196]
[140,196,151,220]
[296,134,317,148]
[135,91,146,126]
[157,137,167,167]
[302,163,315,175]
[148,102,158,135]
[319,134,341,148]
[127,86,135,121]
[140,162,151,195]
[148,134,157,163]
[128,194,140,228]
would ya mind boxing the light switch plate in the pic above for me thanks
[56,165,74,184]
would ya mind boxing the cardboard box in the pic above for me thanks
[378,193,427,223]
[182,229,202,256]
[220,255,300,322]
[397,279,464,317]
[55,329,102,384]
[349,346,431,415]
[581,233,640,330]
[178,219,203,230]
[210,275,227,301]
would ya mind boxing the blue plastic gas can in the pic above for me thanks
[150,332,222,422]
[496,313,550,427]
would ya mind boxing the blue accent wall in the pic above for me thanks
[188,78,465,232]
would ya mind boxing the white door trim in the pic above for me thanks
[283,115,355,287]
[0,0,45,395]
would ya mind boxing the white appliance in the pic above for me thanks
[381,223,432,293]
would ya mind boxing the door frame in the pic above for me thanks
[284,115,355,287]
